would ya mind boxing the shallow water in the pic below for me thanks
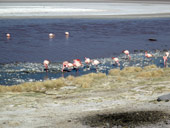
[0,18,170,85]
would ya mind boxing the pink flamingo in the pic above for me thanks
[165,51,169,57]
[85,57,91,67]
[112,57,120,66]
[163,51,169,67]
[43,60,50,72]
[122,50,131,61]
[73,59,82,71]
[6,33,11,39]
[85,57,91,64]
[163,56,168,67]
[92,59,100,69]
[49,33,55,38]
[145,51,153,58]
[62,61,73,72]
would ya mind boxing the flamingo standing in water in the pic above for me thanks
[85,57,91,67]
[145,51,153,58]
[43,60,50,72]
[163,51,169,67]
[62,61,73,72]
[73,59,82,71]
[49,33,55,38]
[165,51,169,57]
[163,56,168,67]
[112,57,120,66]
[92,59,100,69]
[123,50,131,61]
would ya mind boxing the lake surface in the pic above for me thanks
[0,18,170,85]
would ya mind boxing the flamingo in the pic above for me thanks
[92,59,100,68]
[49,33,55,38]
[85,57,91,67]
[112,57,120,66]
[6,33,10,37]
[73,59,82,71]
[165,51,169,57]
[163,56,168,67]
[65,32,69,35]
[6,33,11,39]
[122,50,131,61]
[163,51,169,67]
[62,61,73,72]
[145,51,153,58]
[43,60,50,72]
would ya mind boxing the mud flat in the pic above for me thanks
[0,65,170,127]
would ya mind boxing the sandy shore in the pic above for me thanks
[1,66,170,127]
[1,82,170,128]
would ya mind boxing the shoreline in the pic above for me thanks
[1,13,170,19]
[1,1,170,18]
[0,65,170,127]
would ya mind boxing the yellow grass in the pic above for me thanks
[108,69,121,76]
[0,65,170,93]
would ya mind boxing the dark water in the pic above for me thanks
[1,18,170,63]
[0,18,170,85]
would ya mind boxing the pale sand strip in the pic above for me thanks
[0,0,170,18]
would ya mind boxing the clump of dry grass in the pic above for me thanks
[123,67,142,73]
[72,73,106,88]
[137,69,164,78]
[143,65,157,70]
[0,77,66,93]
[108,69,121,76]
[0,65,170,93]
[119,67,142,76]
[42,78,66,89]
[66,75,75,81]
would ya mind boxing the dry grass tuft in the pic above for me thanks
[0,77,66,93]
[120,67,142,76]
[66,75,75,81]
[42,78,66,89]
[144,65,157,70]
[73,75,94,88]
[123,67,142,73]
[108,69,120,76]
[72,73,106,88]
[137,69,164,78]
[0,65,170,93]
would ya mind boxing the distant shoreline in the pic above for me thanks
[1,1,170,18]
[1,13,170,19]
[0,0,170,3]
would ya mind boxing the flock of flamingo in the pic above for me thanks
[5,33,169,73]
[43,50,169,73]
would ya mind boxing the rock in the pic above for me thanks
[157,93,170,102]
[148,38,157,41]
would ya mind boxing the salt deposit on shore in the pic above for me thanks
[0,1,170,17]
